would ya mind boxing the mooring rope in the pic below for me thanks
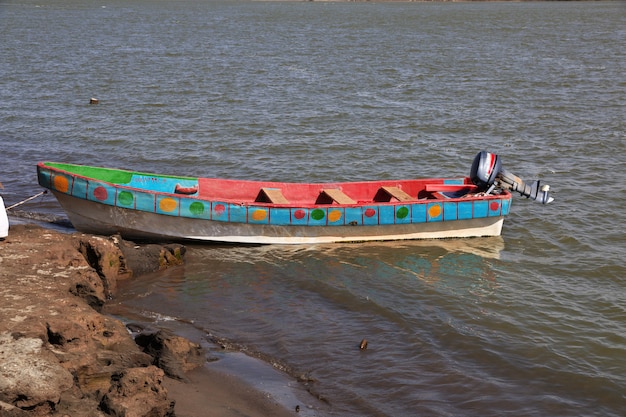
[5,190,48,211]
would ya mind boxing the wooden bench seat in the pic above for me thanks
[256,188,289,204]
[379,186,413,202]
[316,188,356,205]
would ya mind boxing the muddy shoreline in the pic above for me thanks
[0,222,296,417]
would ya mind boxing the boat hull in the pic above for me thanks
[52,191,504,244]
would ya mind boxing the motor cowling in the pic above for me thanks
[470,151,501,191]
[470,151,554,204]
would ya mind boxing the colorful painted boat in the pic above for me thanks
[37,152,553,244]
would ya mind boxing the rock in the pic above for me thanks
[67,267,108,311]
[74,234,134,298]
[0,332,73,409]
[99,367,174,417]
[44,308,154,396]
[0,400,29,417]
[134,329,206,381]
[159,245,185,270]
[0,224,188,416]
[116,238,186,277]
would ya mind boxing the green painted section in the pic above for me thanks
[311,209,325,221]
[189,202,205,215]
[118,191,134,206]
[43,162,195,185]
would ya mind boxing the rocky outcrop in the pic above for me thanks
[0,333,73,410]
[134,328,206,382]
[0,224,200,417]
[99,367,173,417]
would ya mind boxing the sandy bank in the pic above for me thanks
[0,223,295,417]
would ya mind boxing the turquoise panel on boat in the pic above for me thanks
[488,200,502,217]
[473,201,488,218]
[116,190,135,208]
[228,204,247,223]
[411,203,427,223]
[344,207,363,226]
[129,175,171,192]
[129,174,197,194]
[308,208,328,226]
[443,202,458,221]
[458,201,474,220]
[502,198,511,215]
[378,205,396,225]
[395,206,411,224]
[71,177,88,199]
[443,178,465,185]
[38,169,52,189]
[268,208,291,225]
[327,208,345,225]
[427,202,443,222]
[52,173,72,194]
[88,182,116,206]
[135,191,156,212]
[248,207,270,225]
[362,206,379,226]
[211,202,229,221]
[290,209,309,226]
[181,200,209,219]
[155,196,179,216]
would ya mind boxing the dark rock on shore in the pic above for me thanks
[0,224,200,417]
[134,328,206,382]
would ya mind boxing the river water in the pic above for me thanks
[1,1,625,416]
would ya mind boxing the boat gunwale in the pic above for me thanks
[37,162,512,210]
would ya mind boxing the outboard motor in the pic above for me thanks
[470,151,554,204]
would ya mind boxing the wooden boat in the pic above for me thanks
[36,152,552,244]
